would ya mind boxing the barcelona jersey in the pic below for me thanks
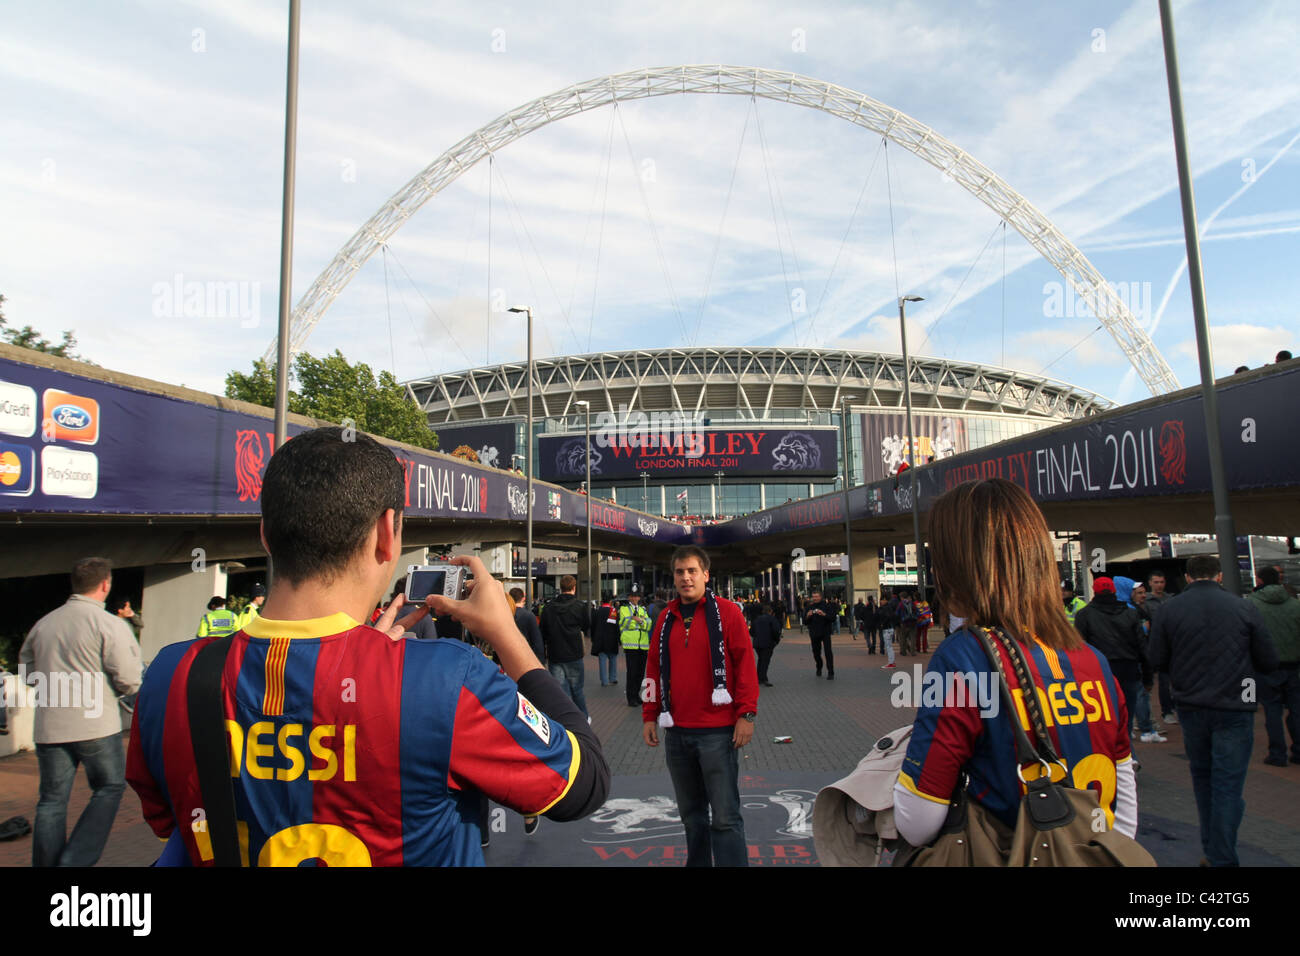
[898,628,1132,829]
[127,613,581,866]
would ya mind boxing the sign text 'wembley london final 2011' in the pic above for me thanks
[538,428,837,482]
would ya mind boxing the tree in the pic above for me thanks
[225,349,438,451]
[0,293,94,362]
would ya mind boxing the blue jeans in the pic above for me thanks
[34,733,126,867]
[1260,666,1300,761]
[548,660,589,717]
[1134,684,1154,734]
[664,728,748,867]
[598,652,619,685]
[1177,707,1253,867]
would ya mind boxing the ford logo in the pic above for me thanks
[52,405,91,429]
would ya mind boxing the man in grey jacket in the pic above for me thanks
[19,557,142,866]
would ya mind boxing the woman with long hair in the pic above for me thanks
[892,479,1138,848]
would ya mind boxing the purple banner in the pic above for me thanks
[0,356,691,548]
[539,427,838,481]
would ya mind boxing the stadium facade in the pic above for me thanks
[408,347,1111,524]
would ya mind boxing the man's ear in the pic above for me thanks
[376,509,401,564]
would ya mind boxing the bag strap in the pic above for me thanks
[186,636,240,867]
[991,628,1063,765]
[971,627,1043,769]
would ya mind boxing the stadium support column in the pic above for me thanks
[142,563,229,664]
[1078,533,1150,594]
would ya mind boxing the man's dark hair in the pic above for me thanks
[260,427,405,584]
[207,596,226,611]
[509,587,525,602]
[560,575,577,592]
[670,545,710,571]
[1185,554,1221,580]
[71,557,112,595]
[1276,350,1293,362]
[761,603,772,615]
[1147,571,1165,582]
[1257,566,1281,587]
[1234,365,1250,374]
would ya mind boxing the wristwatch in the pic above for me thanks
[740,712,756,722]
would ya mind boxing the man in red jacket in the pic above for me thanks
[642,545,759,866]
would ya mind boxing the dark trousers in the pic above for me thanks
[809,632,834,675]
[34,734,126,867]
[1178,706,1253,866]
[1158,670,1174,716]
[664,728,747,867]
[1261,665,1300,761]
[756,647,774,683]
[624,649,648,706]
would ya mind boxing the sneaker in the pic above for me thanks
[881,663,897,669]
[587,715,592,725]
[827,673,835,680]
[1162,712,1178,725]
[611,679,618,685]
[815,669,822,677]
[1139,732,1168,744]
[1264,756,1288,767]
[523,816,540,835]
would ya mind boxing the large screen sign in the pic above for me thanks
[539,427,838,481]
[860,412,969,483]
[433,421,517,470]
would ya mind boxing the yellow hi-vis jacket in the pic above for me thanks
[618,603,652,651]
[196,608,240,638]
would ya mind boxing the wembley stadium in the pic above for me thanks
[403,346,1109,597]
[408,346,1111,523]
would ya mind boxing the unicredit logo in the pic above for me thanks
[52,405,91,429]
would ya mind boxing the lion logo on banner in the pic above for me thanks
[637,518,660,537]
[746,514,773,535]
[556,437,602,477]
[771,432,822,471]
[235,430,267,502]
[1158,420,1186,485]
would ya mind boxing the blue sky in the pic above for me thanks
[2,0,1297,405]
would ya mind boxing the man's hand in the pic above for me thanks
[427,555,541,680]
[732,718,754,749]
[374,594,429,640]
[643,721,659,747]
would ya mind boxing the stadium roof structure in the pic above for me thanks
[407,347,1112,425]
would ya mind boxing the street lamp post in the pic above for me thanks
[507,306,534,604]
[840,394,858,606]
[576,400,594,601]
[640,471,650,512]
[714,471,725,520]
[898,295,925,595]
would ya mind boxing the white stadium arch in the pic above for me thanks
[271,65,1180,396]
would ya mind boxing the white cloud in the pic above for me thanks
[1172,323,1294,375]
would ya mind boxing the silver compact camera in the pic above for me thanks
[404,564,468,606]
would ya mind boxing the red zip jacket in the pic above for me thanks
[643,594,759,728]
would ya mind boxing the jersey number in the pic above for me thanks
[196,821,372,867]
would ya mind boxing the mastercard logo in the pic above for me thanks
[0,443,33,496]
[41,389,100,445]
[0,451,20,485]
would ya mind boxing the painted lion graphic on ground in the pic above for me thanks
[771,432,822,471]
[555,438,602,477]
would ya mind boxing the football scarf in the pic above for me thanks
[656,588,730,727]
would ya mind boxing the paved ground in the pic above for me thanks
[3,627,1297,867]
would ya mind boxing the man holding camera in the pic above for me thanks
[127,427,608,866]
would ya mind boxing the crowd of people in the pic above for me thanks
[10,426,1298,871]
